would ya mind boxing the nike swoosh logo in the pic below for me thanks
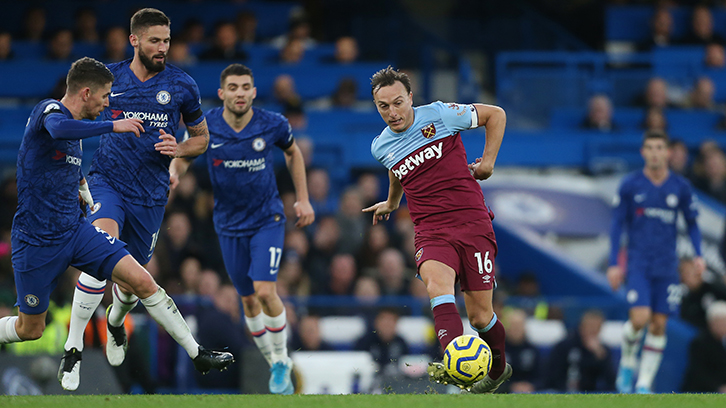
[211,143,225,149]
[270,269,278,275]
[110,92,125,97]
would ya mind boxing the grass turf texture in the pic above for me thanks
[1,394,725,408]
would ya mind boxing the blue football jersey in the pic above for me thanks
[13,100,88,245]
[609,170,700,274]
[89,60,205,206]
[205,107,293,236]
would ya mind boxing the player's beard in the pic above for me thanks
[139,48,166,73]
[228,98,252,118]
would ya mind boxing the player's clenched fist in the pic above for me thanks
[112,118,144,137]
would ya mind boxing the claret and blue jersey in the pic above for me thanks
[205,107,293,236]
[89,59,205,206]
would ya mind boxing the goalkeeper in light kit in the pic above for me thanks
[608,130,704,394]
[364,66,510,393]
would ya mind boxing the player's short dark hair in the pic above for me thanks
[220,63,254,86]
[66,57,114,94]
[370,65,411,97]
[130,8,170,35]
[643,129,669,145]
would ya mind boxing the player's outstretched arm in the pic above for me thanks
[471,104,506,180]
[175,119,210,158]
[112,118,144,137]
[362,170,403,225]
[283,141,315,228]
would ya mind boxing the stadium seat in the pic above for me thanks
[599,320,625,348]
[395,316,433,351]
[290,351,377,394]
[318,316,367,348]
[524,318,567,347]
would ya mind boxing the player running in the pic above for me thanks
[190,63,313,394]
[608,130,704,394]
[0,58,233,383]
[363,66,510,393]
[59,8,211,391]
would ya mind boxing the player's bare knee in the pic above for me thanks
[469,311,494,330]
[241,294,260,314]
[129,272,158,299]
[255,285,278,304]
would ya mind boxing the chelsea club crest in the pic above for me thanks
[253,138,266,152]
[156,90,171,105]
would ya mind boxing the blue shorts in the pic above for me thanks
[12,219,129,314]
[87,176,164,265]
[218,223,285,297]
[625,259,681,315]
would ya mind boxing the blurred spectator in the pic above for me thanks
[581,94,618,132]
[272,74,302,109]
[639,7,674,50]
[354,276,382,305]
[180,18,205,46]
[642,107,668,132]
[271,17,316,49]
[356,172,381,208]
[198,269,222,298]
[317,253,357,297]
[307,216,341,289]
[331,77,359,108]
[683,77,716,110]
[307,168,338,217]
[235,11,258,45]
[179,257,203,295]
[0,31,15,60]
[635,77,675,109]
[692,143,726,203]
[46,29,74,61]
[200,21,247,61]
[277,253,311,297]
[103,26,130,63]
[514,272,561,320]
[680,257,726,331]
[682,300,726,393]
[154,211,205,283]
[20,6,46,42]
[376,248,413,297]
[668,139,692,178]
[335,187,367,255]
[334,36,359,64]
[705,42,726,69]
[290,314,334,351]
[279,38,305,64]
[284,228,310,262]
[168,39,196,67]
[357,224,391,270]
[681,5,725,46]
[283,103,308,133]
[74,7,99,44]
[354,308,409,374]
[500,309,540,394]
[544,310,616,392]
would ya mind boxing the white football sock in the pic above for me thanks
[65,273,106,351]
[141,287,199,359]
[636,333,666,390]
[108,283,139,327]
[264,309,289,363]
[620,320,644,369]
[0,316,21,344]
[246,312,273,366]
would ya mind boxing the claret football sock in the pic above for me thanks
[0,316,20,343]
[431,295,463,350]
[141,287,199,358]
[473,313,507,379]
[246,312,273,366]
[108,283,139,327]
[264,309,289,363]
[65,273,106,351]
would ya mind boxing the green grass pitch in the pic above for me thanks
[1,394,725,408]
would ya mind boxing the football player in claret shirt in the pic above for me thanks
[193,63,313,394]
[363,66,510,393]
[608,130,704,394]
[59,8,215,391]
[0,57,232,387]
